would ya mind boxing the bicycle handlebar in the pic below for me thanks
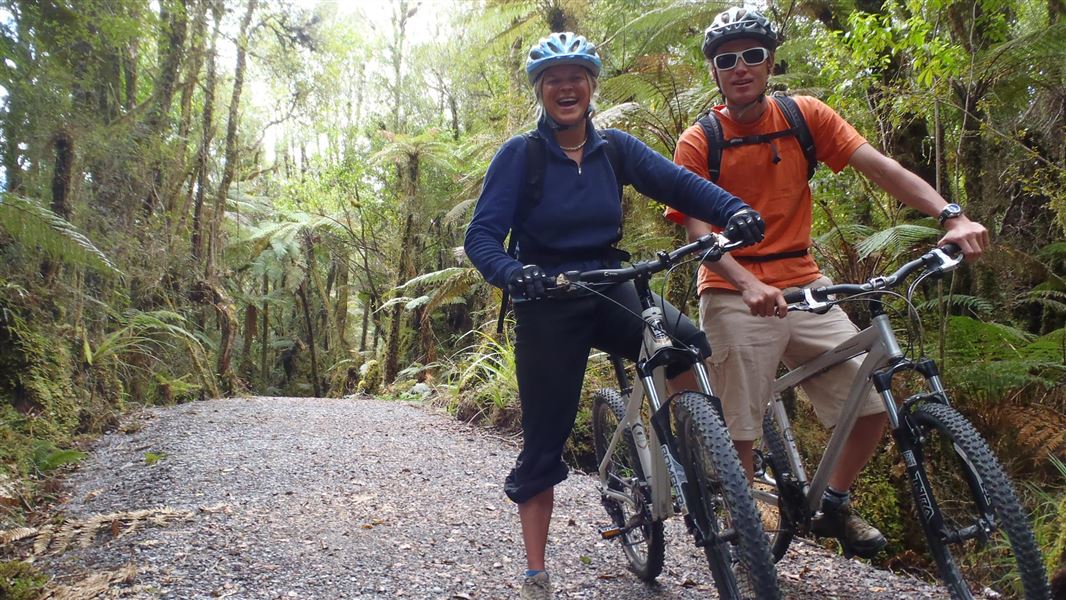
[784,243,963,312]
[548,232,744,292]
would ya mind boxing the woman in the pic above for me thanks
[463,32,764,599]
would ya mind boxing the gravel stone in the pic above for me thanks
[35,396,949,599]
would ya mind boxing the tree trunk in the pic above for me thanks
[333,255,350,354]
[191,6,221,263]
[143,0,189,214]
[384,214,414,382]
[298,282,323,397]
[169,0,209,215]
[240,303,258,381]
[260,273,270,390]
[207,0,258,280]
[51,131,75,221]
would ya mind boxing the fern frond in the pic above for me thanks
[1015,290,1066,314]
[444,198,478,225]
[855,223,940,260]
[405,295,431,310]
[0,192,120,275]
[395,267,471,291]
[915,294,995,316]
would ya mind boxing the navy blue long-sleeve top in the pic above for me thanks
[464,117,750,288]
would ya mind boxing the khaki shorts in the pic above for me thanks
[700,276,885,441]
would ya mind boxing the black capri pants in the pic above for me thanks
[504,281,711,504]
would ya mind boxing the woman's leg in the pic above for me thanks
[519,487,554,571]
[508,297,596,572]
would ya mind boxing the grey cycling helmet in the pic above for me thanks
[702,7,781,59]
[525,32,602,85]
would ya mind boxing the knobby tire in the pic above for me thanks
[911,402,1050,600]
[674,392,781,600]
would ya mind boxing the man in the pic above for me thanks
[666,7,990,558]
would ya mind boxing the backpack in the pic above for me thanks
[495,129,629,333]
[696,94,817,183]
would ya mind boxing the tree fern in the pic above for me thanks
[0,192,119,275]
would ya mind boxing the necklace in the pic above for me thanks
[559,138,587,152]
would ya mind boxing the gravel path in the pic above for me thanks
[31,396,949,599]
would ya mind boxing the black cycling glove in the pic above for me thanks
[507,264,552,300]
[723,208,766,247]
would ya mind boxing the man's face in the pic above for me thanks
[711,38,774,107]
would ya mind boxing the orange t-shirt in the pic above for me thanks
[666,96,866,293]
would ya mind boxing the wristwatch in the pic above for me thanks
[938,203,963,226]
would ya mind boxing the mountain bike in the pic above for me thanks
[549,232,781,600]
[751,243,1051,599]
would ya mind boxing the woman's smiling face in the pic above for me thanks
[539,64,593,126]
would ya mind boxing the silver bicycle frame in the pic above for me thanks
[597,306,715,521]
[765,313,924,513]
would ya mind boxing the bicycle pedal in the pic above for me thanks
[599,527,624,540]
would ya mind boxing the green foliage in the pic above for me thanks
[144,452,167,465]
[358,360,382,395]
[30,440,86,473]
[0,561,47,600]
[453,330,518,415]
[0,193,120,275]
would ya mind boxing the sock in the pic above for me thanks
[821,486,850,511]
[525,569,545,578]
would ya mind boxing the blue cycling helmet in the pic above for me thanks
[702,7,781,59]
[525,32,602,85]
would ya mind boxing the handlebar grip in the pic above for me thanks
[939,242,961,257]
[783,289,807,305]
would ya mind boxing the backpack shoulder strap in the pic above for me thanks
[772,94,817,180]
[507,131,547,258]
[696,111,725,183]
[599,129,628,190]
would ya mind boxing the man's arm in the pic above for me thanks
[847,143,990,261]
[684,216,788,318]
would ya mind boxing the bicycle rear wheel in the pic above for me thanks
[754,409,798,562]
[592,388,665,581]
[910,402,1050,599]
[674,392,781,599]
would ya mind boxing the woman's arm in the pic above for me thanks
[464,139,527,288]
[615,131,750,227]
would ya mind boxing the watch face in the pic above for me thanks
[940,203,962,224]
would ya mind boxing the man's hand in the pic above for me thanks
[941,217,989,262]
[739,279,788,318]
[723,208,765,247]
[507,264,552,300]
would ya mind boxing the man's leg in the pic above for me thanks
[518,487,554,571]
[829,413,886,491]
[784,294,890,557]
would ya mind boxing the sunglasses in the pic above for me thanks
[713,47,771,71]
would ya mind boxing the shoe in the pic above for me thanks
[811,498,887,558]
[520,571,552,600]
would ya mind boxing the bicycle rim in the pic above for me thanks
[592,389,665,582]
[675,392,781,600]
[910,402,1050,599]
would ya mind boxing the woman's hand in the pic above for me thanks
[507,265,553,300]
[723,208,765,247]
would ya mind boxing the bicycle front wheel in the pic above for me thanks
[910,402,1050,599]
[592,388,665,582]
[674,392,781,600]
